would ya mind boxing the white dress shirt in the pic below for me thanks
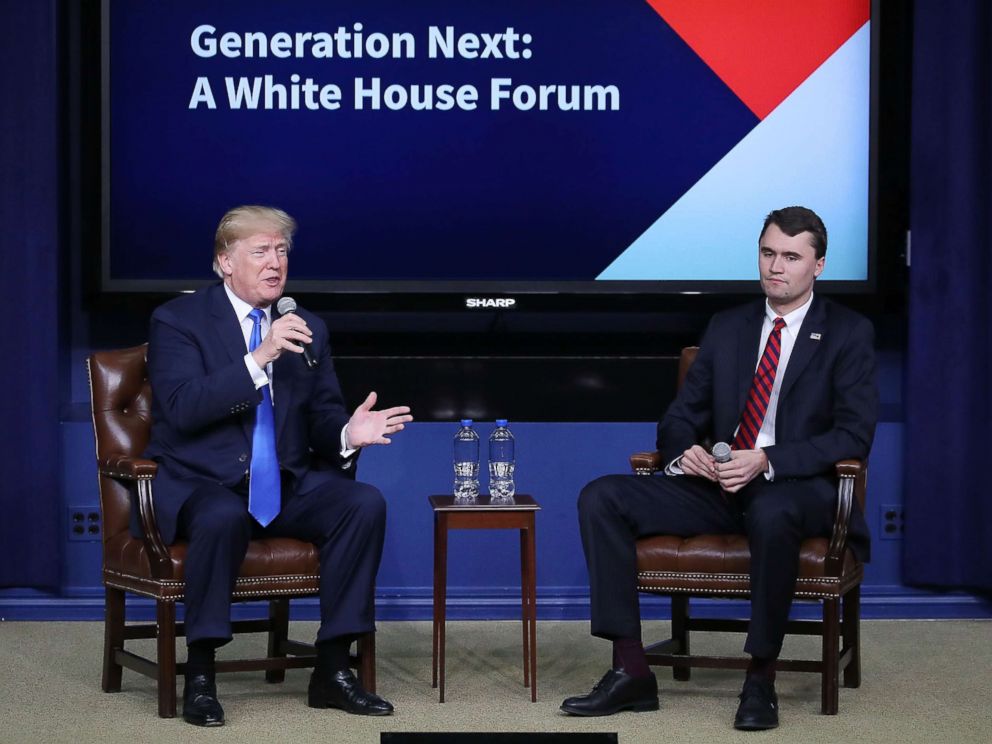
[223,283,355,459]
[749,292,814,452]
[223,283,273,391]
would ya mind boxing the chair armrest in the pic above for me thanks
[99,456,173,579]
[825,459,867,575]
[99,455,158,480]
[630,451,664,475]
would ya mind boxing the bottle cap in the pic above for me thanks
[496,419,508,427]
[460,419,473,427]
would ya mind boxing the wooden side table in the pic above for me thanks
[429,494,540,703]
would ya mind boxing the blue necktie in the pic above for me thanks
[247,309,280,526]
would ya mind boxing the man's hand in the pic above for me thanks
[346,391,413,448]
[715,449,769,493]
[251,312,313,368]
[680,444,718,482]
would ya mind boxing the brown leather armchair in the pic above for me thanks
[632,347,864,714]
[87,344,375,717]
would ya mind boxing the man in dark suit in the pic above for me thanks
[561,206,877,730]
[144,205,413,726]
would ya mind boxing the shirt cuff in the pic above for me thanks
[664,456,685,476]
[244,352,269,390]
[340,423,359,463]
[763,453,775,481]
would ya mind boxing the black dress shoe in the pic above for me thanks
[734,676,779,730]
[182,673,225,727]
[560,669,659,717]
[307,669,394,716]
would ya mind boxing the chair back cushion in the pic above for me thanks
[677,347,699,391]
[87,345,152,541]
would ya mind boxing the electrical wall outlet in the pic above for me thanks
[879,503,904,540]
[67,506,102,541]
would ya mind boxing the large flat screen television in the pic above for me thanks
[102,0,876,308]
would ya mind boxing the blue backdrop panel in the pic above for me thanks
[0,2,61,588]
[904,0,992,589]
[362,422,656,596]
[45,419,933,621]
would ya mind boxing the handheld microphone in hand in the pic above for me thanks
[275,296,317,369]
[711,442,732,463]
[711,442,731,496]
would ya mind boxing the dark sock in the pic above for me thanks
[612,637,651,678]
[747,656,777,684]
[316,636,354,679]
[186,639,220,677]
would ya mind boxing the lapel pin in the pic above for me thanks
[810,332,822,341]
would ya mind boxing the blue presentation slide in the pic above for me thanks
[105,1,870,286]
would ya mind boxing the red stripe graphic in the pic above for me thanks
[645,0,869,119]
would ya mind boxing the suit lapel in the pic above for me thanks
[778,295,827,402]
[210,284,250,365]
[209,284,255,443]
[737,303,765,416]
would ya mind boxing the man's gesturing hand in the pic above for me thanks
[346,391,414,448]
[680,444,718,482]
[251,312,312,368]
[715,449,769,493]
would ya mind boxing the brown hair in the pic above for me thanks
[760,206,827,259]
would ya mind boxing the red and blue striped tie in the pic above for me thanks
[732,317,786,451]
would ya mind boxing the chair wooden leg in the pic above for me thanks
[157,600,178,718]
[671,595,691,681]
[265,598,290,683]
[102,586,125,692]
[842,584,862,688]
[357,631,376,694]
[821,597,840,715]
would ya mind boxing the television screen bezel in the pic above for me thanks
[96,0,887,312]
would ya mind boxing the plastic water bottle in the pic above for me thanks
[488,419,515,501]
[453,419,480,500]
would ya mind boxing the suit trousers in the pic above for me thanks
[177,472,386,645]
[578,472,837,659]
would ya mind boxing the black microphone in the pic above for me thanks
[711,442,732,463]
[275,296,317,369]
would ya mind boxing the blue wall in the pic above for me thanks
[14,413,980,622]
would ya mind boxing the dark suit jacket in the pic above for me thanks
[143,282,356,544]
[657,295,878,556]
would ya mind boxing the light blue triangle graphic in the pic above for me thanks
[598,22,869,281]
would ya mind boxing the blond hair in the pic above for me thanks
[212,205,297,278]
